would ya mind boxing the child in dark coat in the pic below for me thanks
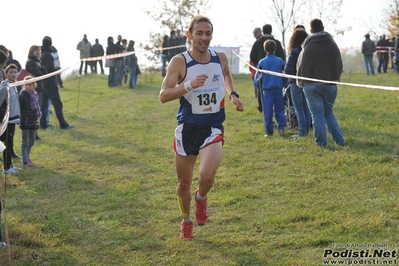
[19,76,41,167]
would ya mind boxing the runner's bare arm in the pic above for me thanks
[159,55,186,103]
[160,55,209,103]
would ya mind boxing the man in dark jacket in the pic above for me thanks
[376,34,391,73]
[40,36,74,130]
[362,34,376,75]
[296,19,344,147]
[167,30,179,61]
[250,24,285,112]
[92,38,105,74]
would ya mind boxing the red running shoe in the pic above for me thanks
[195,189,209,225]
[180,220,193,240]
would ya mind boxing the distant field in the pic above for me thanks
[0,72,398,265]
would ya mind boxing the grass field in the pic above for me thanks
[0,71,398,265]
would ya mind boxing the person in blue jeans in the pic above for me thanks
[255,40,287,136]
[297,18,344,147]
[285,28,311,138]
[126,40,137,89]
[362,33,376,75]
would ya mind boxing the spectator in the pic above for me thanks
[3,55,22,157]
[18,76,41,167]
[253,27,262,39]
[376,34,390,73]
[167,30,179,61]
[176,29,187,53]
[133,64,140,87]
[51,46,64,88]
[0,50,7,84]
[122,39,129,84]
[76,34,92,75]
[25,45,47,140]
[254,40,287,136]
[284,28,311,138]
[126,40,138,89]
[297,18,344,147]
[40,36,74,130]
[92,38,105,74]
[249,27,262,110]
[361,33,376,75]
[113,35,124,86]
[391,37,396,70]
[105,36,116,87]
[395,34,399,74]
[0,64,21,174]
[6,50,22,72]
[250,24,285,113]
[161,35,169,77]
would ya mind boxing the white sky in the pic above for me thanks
[2,0,391,74]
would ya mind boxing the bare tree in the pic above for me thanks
[269,0,299,48]
[143,0,210,69]
[301,0,345,35]
[249,0,344,48]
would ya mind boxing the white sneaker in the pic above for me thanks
[0,242,6,247]
[2,168,18,174]
[11,165,21,171]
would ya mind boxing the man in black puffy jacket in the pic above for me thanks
[40,36,74,130]
[250,24,286,112]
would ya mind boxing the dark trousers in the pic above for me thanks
[40,83,69,129]
[79,60,90,75]
[57,74,63,87]
[1,123,15,170]
[93,60,104,74]
[378,58,389,73]
[256,86,263,113]
[108,66,115,87]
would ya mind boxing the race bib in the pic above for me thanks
[191,87,220,114]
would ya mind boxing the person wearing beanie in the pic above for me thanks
[40,36,74,130]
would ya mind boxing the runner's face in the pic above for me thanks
[189,22,213,53]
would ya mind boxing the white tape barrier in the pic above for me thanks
[233,51,399,92]
[10,62,79,87]
[10,44,187,88]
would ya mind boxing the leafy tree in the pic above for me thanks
[385,0,399,37]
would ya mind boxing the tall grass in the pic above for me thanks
[0,71,398,265]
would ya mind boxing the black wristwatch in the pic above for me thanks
[229,91,239,100]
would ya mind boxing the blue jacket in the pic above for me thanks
[284,47,301,84]
[254,53,287,93]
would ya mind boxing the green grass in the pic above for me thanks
[0,71,398,265]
